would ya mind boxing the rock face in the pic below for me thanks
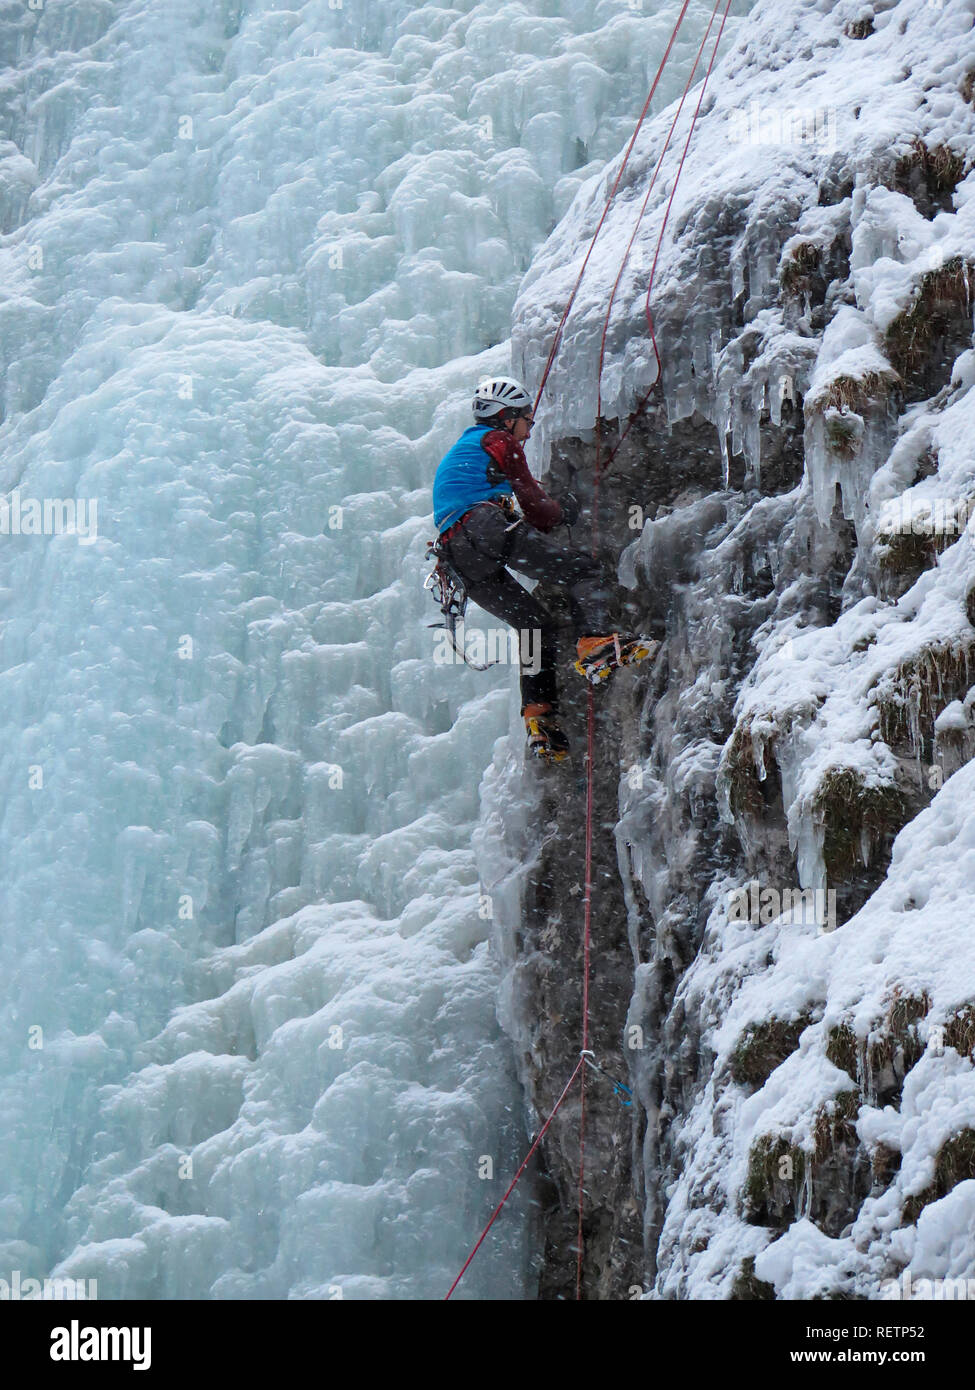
[480,0,975,1298]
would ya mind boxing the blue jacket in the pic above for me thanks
[433,425,513,532]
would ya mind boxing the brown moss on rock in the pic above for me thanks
[825,1021,858,1078]
[730,1254,776,1300]
[811,1091,872,1236]
[884,257,973,399]
[844,16,874,39]
[781,241,822,297]
[827,994,930,1107]
[814,369,897,416]
[871,1142,902,1189]
[723,703,822,825]
[874,527,939,599]
[873,485,966,600]
[887,990,930,1040]
[813,766,907,883]
[893,140,967,213]
[866,990,930,1107]
[914,445,940,481]
[903,1128,975,1224]
[742,1134,806,1227]
[730,1015,812,1089]
[723,722,771,819]
[943,1004,975,1059]
[824,407,863,459]
[813,1089,860,1162]
[742,1096,875,1236]
[874,641,975,752]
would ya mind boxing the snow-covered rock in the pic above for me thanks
[493,0,975,1297]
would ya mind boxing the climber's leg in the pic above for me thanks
[500,520,615,636]
[501,522,659,685]
[457,567,559,713]
[443,512,561,713]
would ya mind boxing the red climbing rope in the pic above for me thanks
[445,0,734,1302]
[532,0,694,416]
[576,0,733,1299]
[576,685,595,1300]
[444,1057,584,1300]
[603,0,734,470]
[595,0,732,478]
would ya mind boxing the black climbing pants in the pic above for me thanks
[442,502,614,712]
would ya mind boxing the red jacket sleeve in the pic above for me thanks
[481,430,564,532]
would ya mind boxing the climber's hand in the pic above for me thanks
[559,491,580,527]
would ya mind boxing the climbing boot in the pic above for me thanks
[523,703,570,763]
[574,633,659,685]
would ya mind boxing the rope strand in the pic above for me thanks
[445,0,734,1300]
[444,1058,584,1300]
[578,0,733,1299]
[576,685,596,1300]
[595,0,729,478]
[532,0,693,414]
[604,0,734,470]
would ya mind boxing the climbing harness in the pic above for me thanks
[425,499,524,670]
[423,539,495,670]
[445,0,733,1301]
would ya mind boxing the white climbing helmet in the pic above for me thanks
[472,376,533,421]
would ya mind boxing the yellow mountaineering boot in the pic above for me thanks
[523,703,570,763]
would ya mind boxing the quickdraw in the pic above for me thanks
[424,498,524,672]
[580,1049,633,1107]
[424,539,500,672]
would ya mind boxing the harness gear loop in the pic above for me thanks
[424,498,525,671]
[424,537,497,672]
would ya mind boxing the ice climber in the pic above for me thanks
[431,376,657,763]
